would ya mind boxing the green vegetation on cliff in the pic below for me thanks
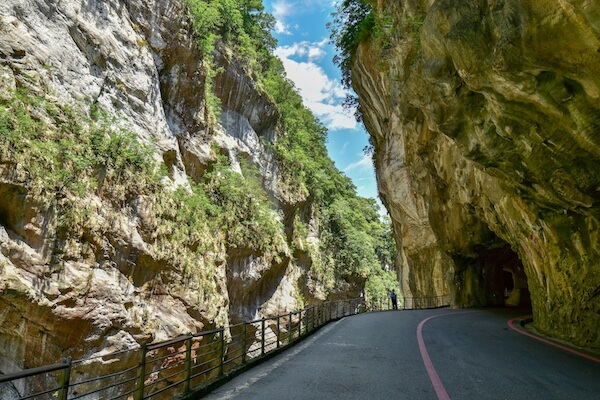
[0,0,399,307]
[187,0,400,300]
[0,91,162,233]
[330,1,424,91]
[186,0,276,63]
[0,88,287,300]
[186,0,400,301]
[329,0,375,90]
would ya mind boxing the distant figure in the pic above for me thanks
[390,289,398,310]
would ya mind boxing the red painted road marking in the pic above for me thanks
[417,313,456,400]
[507,316,600,363]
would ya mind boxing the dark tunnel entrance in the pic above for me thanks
[452,237,531,309]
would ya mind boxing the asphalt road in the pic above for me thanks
[201,308,600,400]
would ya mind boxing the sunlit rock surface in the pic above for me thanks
[352,0,599,350]
[0,0,340,379]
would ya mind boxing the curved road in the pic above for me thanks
[202,308,600,400]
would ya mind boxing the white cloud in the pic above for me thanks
[306,101,356,130]
[307,46,326,61]
[275,21,290,34]
[274,41,357,131]
[272,1,293,34]
[344,153,373,173]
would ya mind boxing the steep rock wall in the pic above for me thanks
[0,0,346,380]
[352,0,599,349]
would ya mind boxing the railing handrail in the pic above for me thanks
[0,359,70,384]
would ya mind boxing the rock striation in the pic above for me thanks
[352,0,600,350]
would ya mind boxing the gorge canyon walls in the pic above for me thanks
[0,0,376,383]
[351,0,599,350]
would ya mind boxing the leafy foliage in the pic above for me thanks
[330,1,426,91]
[365,267,401,308]
[257,55,398,300]
[261,57,358,206]
[204,153,285,256]
[0,90,160,209]
[184,0,276,69]
[184,0,277,121]
[328,0,375,89]
[182,0,400,300]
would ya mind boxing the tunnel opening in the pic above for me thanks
[452,235,531,309]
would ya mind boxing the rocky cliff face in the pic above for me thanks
[0,0,354,379]
[352,0,599,350]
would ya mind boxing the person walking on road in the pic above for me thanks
[390,289,398,310]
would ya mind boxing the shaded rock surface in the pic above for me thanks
[352,0,599,350]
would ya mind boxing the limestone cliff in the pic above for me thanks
[0,0,369,380]
[351,0,599,350]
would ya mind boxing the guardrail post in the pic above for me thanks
[321,305,324,323]
[184,336,192,393]
[305,308,309,332]
[317,305,321,326]
[219,330,225,376]
[298,311,302,337]
[242,322,247,364]
[318,304,322,325]
[57,357,72,400]
[136,343,147,400]
[288,312,292,343]
[304,309,308,334]
[261,319,266,356]
[276,316,281,349]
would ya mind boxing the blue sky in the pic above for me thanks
[263,0,380,205]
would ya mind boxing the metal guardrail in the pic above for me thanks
[0,295,450,400]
